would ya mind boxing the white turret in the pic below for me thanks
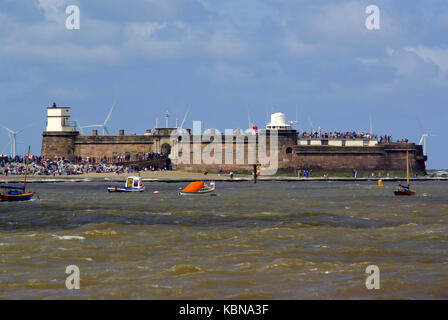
[266,112,291,130]
[46,102,76,132]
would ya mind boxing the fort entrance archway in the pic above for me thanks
[161,143,171,156]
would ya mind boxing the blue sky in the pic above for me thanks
[0,0,447,168]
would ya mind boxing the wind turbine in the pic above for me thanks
[307,116,315,133]
[75,121,84,134]
[417,118,436,156]
[418,133,436,156]
[177,105,191,134]
[81,103,115,135]
[288,109,299,129]
[1,125,28,158]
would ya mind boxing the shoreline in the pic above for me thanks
[1,171,447,183]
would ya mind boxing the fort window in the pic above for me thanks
[321,140,329,145]
[342,140,346,146]
[286,147,292,154]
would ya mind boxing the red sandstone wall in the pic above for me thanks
[41,130,426,174]
[75,143,153,160]
[41,132,77,160]
[291,144,426,173]
[175,143,426,174]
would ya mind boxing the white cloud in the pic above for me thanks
[195,0,210,10]
[141,0,180,17]
[48,87,89,100]
[0,42,120,65]
[283,35,315,57]
[122,21,250,60]
[206,31,249,59]
[312,2,366,37]
[357,58,379,64]
[0,7,120,65]
[386,48,395,56]
[404,46,448,76]
[387,48,438,78]
[36,0,77,23]
[124,22,167,39]
[199,62,254,83]
[122,21,198,59]
[303,1,401,40]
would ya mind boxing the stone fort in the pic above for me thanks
[41,104,427,174]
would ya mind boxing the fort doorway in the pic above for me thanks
[161,143,171,156]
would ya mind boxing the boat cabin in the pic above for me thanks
[126,176,144,189]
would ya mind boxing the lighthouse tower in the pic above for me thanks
[45,102,76,132]
[41,102,78,160]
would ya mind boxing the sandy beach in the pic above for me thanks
[1,170,446,183]
[1,170,240,182]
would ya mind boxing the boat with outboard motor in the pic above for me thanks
[107,176,145,192]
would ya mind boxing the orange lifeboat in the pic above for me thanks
[182,181,204,192]
[179,181,215,195]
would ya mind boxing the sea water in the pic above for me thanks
[0,180,447,299]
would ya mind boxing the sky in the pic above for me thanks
[0,0,447,169]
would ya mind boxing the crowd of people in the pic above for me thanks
[0,152,168,176]
[112,152,167,163]
[297,169,313,177]
[298,131,409,144]
[73,152,168,165]
[378,135,392,143]
[299,130,377,140]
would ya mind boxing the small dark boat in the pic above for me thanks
[0,146,36,202]
[394,184,416,196]
[394,151,415,196]
[0,186,35,201]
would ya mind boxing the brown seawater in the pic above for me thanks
[0,180,447,299]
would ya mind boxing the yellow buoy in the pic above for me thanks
[378,179,383,187]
